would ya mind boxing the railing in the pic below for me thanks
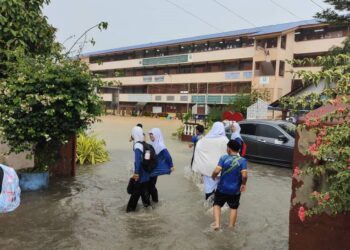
[183,123,199,136]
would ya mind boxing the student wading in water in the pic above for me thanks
[189,125,205,168]
[192,122,229,200]
[211,140,248,230]
[126,126,151,212]
[148,128,174,202]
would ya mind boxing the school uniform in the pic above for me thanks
[214,155,247,209]
[126,127,151,212]
[148,128,173,203]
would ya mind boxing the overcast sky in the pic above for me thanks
[43,0,330,54]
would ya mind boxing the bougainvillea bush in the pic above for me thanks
[282,42,350,220]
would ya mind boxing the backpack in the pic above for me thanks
[0,164,21,213]
[135,142,157,173]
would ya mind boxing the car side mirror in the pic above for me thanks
[278,135,288,143]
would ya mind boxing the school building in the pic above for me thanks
[81,20,348,115]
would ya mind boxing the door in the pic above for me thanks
[255,124,292,165]
[239,123,258,158]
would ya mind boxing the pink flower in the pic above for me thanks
[337,107,346,113]
[311,191,320,196]
[305,118,321,128]
[347,166,350,171]
[318,200,323,205]
[298,206,306,222]
[315,136,322,146]
[293,166,301,178]
[324,193,330,201]
[308,143,318,156]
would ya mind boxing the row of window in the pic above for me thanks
[93,60,253,78]
[89,37,254,63]
[99,82,251,95]
[89,25,348,64]
[295,25,349,42]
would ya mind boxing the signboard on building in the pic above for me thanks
[154,76,165,82]
[152,106,162,114]
[259,76,270,85]
[142,54,189,66]
[247,99,269,120]
[143,76,152,82]
[225,72,240,79]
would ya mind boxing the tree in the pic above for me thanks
[0,50,103,171]
[228,89,271,117]
[282,1,350,219]
[0,0,57,56]
[315,0,350,24]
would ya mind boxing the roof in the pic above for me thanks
[83,19,320,57]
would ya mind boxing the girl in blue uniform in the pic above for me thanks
[126,126,151,212]
[148,128,174,203]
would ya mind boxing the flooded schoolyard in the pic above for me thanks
[0,116,291,250]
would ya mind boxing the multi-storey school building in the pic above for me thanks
[81,20,348,115]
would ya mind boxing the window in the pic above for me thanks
[256,37,278,49]
[279,123,296,138]
[295,25,349,42]
[155,96,162,101]
[293,53,325,67]
[166,96,175,101]
[255,61,276,76]
[180,96,188,101]
[178,65,192,74]
[240,124,256,136]
[279,61,285,77]
[256,124,282,139]
[281,35,287,49]
[223,61,239,71]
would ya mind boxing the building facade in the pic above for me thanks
[81,20,348,115]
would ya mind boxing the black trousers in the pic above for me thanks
[148,176,159,202]
[126,182,150,212]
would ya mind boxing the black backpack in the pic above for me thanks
[135,142,157,173]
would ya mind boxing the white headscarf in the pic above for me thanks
[205,122,226,138]
[149,128,166,154]
[131,126,144,152]
[230,122,242,140]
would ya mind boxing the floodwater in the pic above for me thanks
[0,116,292,250]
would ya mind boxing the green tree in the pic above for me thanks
[0,0,57,55]
[315,0,350,24]
[282,1,350,219]
[0,50,103,171]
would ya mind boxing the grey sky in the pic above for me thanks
[43,0,330,54]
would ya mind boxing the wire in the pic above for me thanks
[211,0,257,28]
[310,0,325,10]
[164,0,223,32]
[269,0,302,20]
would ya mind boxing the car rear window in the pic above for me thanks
[240,124,256,135]
[278,123,296,138]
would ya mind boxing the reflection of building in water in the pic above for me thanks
[81,20,349,114]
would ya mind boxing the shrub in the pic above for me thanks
[0,49,104,171]
[76,133,109,165]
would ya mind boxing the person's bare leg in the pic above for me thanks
[228,209,238,228]
[213,205,221,230]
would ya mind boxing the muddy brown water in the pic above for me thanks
[0,116,291,250]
